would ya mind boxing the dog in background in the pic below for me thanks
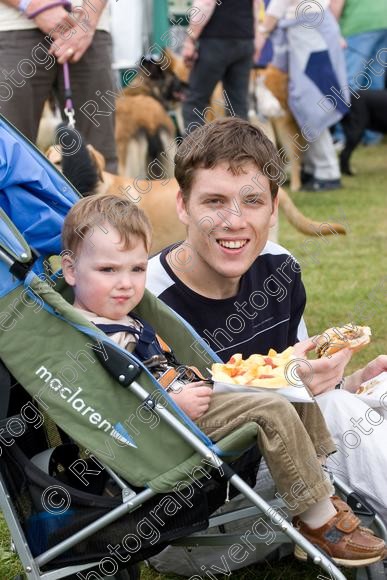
[46,125,100,196]
[122,50,188,135]
[340,89,387,175]
[123,51,188,108]
[36,98,62,152]
[115,93,176,179]
[115,49,194,179]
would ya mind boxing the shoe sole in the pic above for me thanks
[294,544,383,568]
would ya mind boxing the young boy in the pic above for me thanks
[61,194,385,566]
[61,196,212,412]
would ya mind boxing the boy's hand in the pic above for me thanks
[169,381,212,420]
[293,338,352,395]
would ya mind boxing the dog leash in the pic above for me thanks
[62,61,76,128]
[26,0,75,128]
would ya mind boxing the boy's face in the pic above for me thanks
[176,161,278,285]
[62,225,148,320]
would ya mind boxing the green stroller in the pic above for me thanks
[0,115,385,580]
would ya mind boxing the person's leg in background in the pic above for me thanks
[345,29,387,145]
[0,29,57,143]
[182,38,229,129]
[60,31,118,173]
[222,39,254,119]
[302,129,341,191]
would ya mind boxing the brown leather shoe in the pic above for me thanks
[293,507,385,567]
[331,496,376,536]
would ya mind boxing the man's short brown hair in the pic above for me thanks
[62,194,152,256]
[175,118,282,201]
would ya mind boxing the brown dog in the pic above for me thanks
[115,93,176,179]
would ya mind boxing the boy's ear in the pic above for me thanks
[176,189,190,226]
[61,253,76,286]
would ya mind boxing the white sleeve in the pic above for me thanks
[297,316,309,341]
[265,0,293,20]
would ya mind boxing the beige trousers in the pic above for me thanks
[197,392,335,516]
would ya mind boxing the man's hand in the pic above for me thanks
[294,338,352,395]
[344,355,387,393]
[49,21,94,63]
[169,381,213,420]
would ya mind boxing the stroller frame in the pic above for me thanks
[2,364,386,580]
[0,115,386,580]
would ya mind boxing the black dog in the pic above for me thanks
[340,89,387,175]
[55,124,99,195]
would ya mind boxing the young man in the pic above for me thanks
[146,117,387,560]
[147,118,350,388]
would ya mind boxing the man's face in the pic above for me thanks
[176,161,278,283]
[62,225,148,320]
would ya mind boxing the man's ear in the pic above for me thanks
[176,189,190,226]
[270,192,280,228]
[61,253,76,286]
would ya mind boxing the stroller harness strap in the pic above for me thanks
[95,318,208,388]
[96,317,166,360]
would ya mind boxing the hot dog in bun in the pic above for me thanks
[315,324,371,358]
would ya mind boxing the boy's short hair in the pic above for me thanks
[62,194,152,255]
[175,118,282,202]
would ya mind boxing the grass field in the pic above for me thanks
[1,142,386,579]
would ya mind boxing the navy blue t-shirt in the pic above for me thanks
[146,241,307,362]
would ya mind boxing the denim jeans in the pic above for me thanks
[336,28,387,144]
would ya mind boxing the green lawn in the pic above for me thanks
[1,142,386,579]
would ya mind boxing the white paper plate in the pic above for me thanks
[213,381,314,403]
